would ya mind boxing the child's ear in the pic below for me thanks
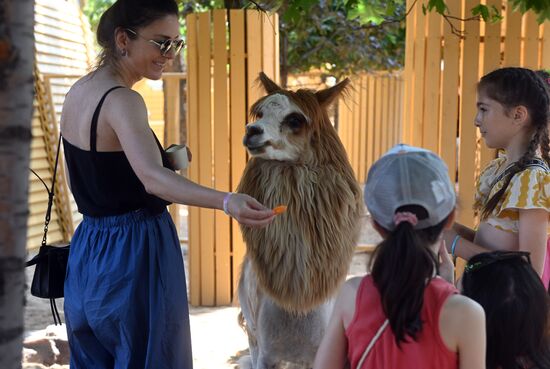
[512,105,529,126]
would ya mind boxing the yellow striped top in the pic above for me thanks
[474,157,550,233]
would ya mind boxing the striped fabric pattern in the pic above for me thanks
[475,157,550,233]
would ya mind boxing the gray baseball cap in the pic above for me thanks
[364,144,456,231]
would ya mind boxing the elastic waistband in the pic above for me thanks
[82,208,168,228]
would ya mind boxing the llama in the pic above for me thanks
[237,73,363,368]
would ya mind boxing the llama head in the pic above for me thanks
[243,72,349,162]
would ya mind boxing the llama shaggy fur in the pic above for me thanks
[238,74,363,313]
[236,73,363,368]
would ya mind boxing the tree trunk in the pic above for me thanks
[0,1,34,368]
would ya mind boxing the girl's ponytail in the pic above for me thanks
[370,205,447,346]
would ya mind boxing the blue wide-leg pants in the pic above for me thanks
[64,209,193,369]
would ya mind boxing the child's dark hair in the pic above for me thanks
[369,204,449,346]
[462,252,550,369]
[478,67,550,220]
[96,0,179,69]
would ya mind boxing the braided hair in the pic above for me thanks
[478,67,550,220]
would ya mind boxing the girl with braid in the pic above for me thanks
[445,67,550,288]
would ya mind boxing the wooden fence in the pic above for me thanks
[402,0,550,230]
[338,73,405,183]
[30,0,94,248]
[185,10,279,306]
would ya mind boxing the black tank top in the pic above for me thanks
[63,86,173,217]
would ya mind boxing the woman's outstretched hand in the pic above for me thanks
[227,193,275,227]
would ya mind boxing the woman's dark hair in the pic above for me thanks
[369,204,449,346]
[96,0,179,68]
[478,67,550,220]
[462,252,550,369]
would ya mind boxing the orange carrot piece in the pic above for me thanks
[273,205,287,215]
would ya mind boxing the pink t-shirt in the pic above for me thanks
[345,275,458,369]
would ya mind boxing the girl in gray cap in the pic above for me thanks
[313,144,485,369]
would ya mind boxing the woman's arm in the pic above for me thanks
[105,89,274,226]
[518,208,548,276]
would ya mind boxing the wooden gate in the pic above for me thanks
[186,10,279,306]
[403,0,550,230]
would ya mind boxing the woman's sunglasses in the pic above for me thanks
[464,251,531,273]
[125,29,185,57]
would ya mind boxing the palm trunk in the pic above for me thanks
[0,1,35,368]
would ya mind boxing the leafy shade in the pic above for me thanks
[82,0,550,79]
[280,0,406,77]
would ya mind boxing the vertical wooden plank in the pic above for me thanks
[366,75,376,172]
[412,0,426,147]
[164,78,181,228]
[230,9,248,297]
[543,22,550,67]
[347,82,355,173]
[423,12,442,153]
[213,9,231,305]
[374,77,383,160]
[479,0,500,171]
[197,12,215,306]
[381,75,389,154]
[439,0,461,182]
[458,0,481,229]
[352,79,361,177]
[262,12,276,81]
[358,75,368,183]
[185,13,201,306]
[273,13,280,84]
[504,4,522,66]
[522,12,539,69]
[397,76,405,144]
[247,10,263,113]
[341,94,351,158]
[387,74,397,148]
[403,0,417,144]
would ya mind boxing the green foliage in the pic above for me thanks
[509,0,550,23]
[422,0,448,15]
[471,4,503,23]
[280,0,406,77]
[83,0,115,32]
[82,0,550,78]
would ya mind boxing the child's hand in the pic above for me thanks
[438,239,455,284]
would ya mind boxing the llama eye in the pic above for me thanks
[284,113,306,130]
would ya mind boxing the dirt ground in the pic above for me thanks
[24,207,379,368]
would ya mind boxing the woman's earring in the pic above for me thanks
[120,49,128,57]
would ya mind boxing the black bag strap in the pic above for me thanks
[30,133,62,247]
[489,157,550,190]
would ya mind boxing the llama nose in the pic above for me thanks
[246,125,263,137]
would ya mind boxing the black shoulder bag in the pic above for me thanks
[26,134,70,325]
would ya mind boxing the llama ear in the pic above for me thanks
[315,78,350,107]
[257,72,281,94]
